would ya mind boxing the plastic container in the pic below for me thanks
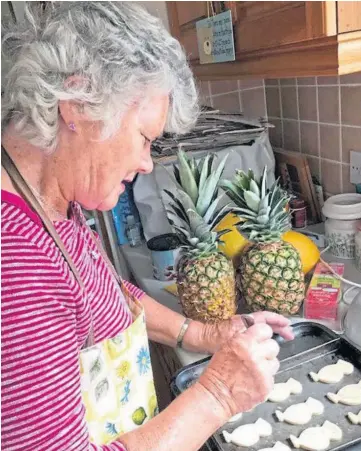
[126,215,142,247]
[355,224,361,271]
[322,193,361,259]
[147,234,181,281]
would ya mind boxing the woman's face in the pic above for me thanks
[72,95,169,211]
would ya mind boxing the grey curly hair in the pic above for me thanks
[1,1,199,151]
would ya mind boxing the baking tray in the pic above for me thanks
[171,322,361,451]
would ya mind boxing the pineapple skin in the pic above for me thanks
[238,241,305,315]
[177,253,236,323]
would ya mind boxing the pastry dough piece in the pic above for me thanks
[327,380,361,405]
[309,359,354,383]
[222,418,272,447]
[290,420,342,451]
[258,442,291,451]
[227,412,243,423]
[347,410,361,424]
[267,378,303,402]
[275,397,324,425]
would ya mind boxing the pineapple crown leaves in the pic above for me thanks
[164,150,231,255]
[221,166,292,243]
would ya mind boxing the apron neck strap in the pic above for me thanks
[1,145,84,291]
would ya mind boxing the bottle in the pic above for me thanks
[126,215,141,247]
[290,198,307,229]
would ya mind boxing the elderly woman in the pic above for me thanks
[1,3,294,450]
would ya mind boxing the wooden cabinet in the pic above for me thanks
[167,1,361,79]
[338,1,361,33]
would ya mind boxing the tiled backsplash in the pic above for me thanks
[198,79,267,121]
[266,73,361,196]
[197,73,361,196]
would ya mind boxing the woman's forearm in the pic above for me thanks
[141,294,207,352]
[119,382,227,451]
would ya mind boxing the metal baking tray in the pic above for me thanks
[171,322,361,451]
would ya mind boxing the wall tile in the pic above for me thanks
[283,119,300,152]
[198,81,210,99]
[211,93,241,113]
[281,86,298,119]
[280,78,296,86]
[342,126,361,163]
[320,124,341,161]
[298,87,317,121]
[307,156,320,180]
[241,88,266,119]
[201,98,213,108]
[297,77,316,85]
[321,160,341,194]
[239,79,263,89]
[300,122,318,156]
[265,79,279,86]
[341,86,361,126]
[317,76,338,85]
[340,71,361,84]
[342,164,356,193]
[318,86,340,124]
[268,119,283,148]
[210,80,238,95]
[266,87,281,118]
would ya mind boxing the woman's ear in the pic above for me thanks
[59,75,89,131]
[58,100,80,132]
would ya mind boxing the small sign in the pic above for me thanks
[196,10,235,64]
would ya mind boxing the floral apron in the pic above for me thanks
[79,280,158,445]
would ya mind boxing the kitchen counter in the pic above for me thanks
[120,242,360,367]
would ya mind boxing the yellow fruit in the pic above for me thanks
[214,213,247,259]
[215,214,319,274]
[282,231,320,274]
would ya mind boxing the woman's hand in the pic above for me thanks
[198,311,294,354]
[198,323,280,419]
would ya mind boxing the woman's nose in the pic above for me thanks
[138,153,154,175]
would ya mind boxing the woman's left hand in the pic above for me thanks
[199,311,294,354]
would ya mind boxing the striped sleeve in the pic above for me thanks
[1,232,127,451]
[122,280,145,300]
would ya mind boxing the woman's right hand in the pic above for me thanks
[197,323,280,420]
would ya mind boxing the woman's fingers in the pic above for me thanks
[257,338,280,360]
[271,325,295,340]
[260,357,280,376]
[253,311,291,326]
[251,311,294,341]
[243,323,273,342]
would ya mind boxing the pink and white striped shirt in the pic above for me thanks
[1,190,144,450]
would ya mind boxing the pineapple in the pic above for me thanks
[164,150,236,323]
[222,168,305,315]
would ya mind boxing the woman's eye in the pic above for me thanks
[142,134,151,147]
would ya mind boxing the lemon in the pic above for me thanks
[214,213,248,259]
[282,230,320,274]
[215,214,319,274]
